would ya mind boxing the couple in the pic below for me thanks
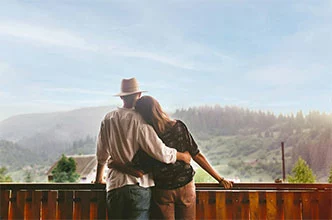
[95,78,232,219]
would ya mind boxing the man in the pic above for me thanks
[95,78,191,219]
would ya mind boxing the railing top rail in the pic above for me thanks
[195,183,332,191]
[0,183,106,190]
[1,183,331,191]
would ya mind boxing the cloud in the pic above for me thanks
[245,26,331,87]
[31,99,109,105]
[246,65,317,86]
[0,18,235,72]
[0,61,11,77]
[0,91,7,98]
[113,50,196,70]
[0,21,98,51]
[44,87,111,96]
[0,61,22,84]
[294,1,332,17]
[0,21,215,71]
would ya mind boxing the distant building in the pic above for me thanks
[229,176,241,183]
[47,154,108,183]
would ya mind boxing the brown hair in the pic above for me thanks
[135,96,173,135]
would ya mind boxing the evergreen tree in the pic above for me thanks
[24,171,33,182]
[328,166,332,183]
[288,156,316,183]
[51,155,80,182]
[0,167,12,182]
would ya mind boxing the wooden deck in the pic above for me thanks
[1,183,331,219]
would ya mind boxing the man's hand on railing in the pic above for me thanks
[93,178,106,184]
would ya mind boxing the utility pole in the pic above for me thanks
[281,142,286,182]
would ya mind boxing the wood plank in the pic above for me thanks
[318,191,331,220]
[9,190,25,219]
[225,191,233,220]
[90,191,98,220]
[283,191,301,219]
[33,191,42,219]
[310,191,320,219]
[241,191,250,219]
[0,190,10,220]
[276,191,284,219]
[329,190,332,220]
[232,191,242,219]
[283,191,294,219]
[24,190,42,220]
[258,191,267,219]
[266,192,277,220]
[24,191,33,220]
[2,182,332,191]
[196,191,208,219]
[73,191,91,219]
[41,191,57,220]
[249,192,259,220]
[293,192,302,219]
[195,191,202,219]
[96,191,107,220]
[301,191,313,219]
[0,183,107,191]
[196,191,217,219]
[208,191,216,219]
[215,191,227,219]
[57,191,73,219]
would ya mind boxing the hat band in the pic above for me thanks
[121,85,140,93]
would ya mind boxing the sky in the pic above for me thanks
[0,0,331,121]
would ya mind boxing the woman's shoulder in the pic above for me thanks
[175,119,187,126]
[174,120,190,131]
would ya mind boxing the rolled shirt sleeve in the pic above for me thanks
[96,120,110,165]
[138,124,177,164]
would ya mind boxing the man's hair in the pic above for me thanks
[121,93,141,107]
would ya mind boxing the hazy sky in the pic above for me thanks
[1,0,331,121]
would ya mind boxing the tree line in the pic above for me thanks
[173,106,332,137]
[173,106,332,180]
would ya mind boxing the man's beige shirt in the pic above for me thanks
[96,108,177,192]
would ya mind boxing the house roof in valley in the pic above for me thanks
[47,154,97,177]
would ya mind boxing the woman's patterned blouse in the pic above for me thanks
[132,120,200,189]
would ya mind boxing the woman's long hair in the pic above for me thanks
[135,96,173,135]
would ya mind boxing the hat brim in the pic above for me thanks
[114,90,147,97]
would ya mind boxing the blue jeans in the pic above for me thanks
[106,184,151,219]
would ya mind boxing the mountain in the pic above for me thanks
[0,106,115,165]
[0,105,331,182]
[172,106,332,181]
[0,140,41,170]
[0,106,115,142]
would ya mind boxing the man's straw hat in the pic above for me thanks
[114,78,147,96]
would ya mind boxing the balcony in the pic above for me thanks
[1,183,331,219]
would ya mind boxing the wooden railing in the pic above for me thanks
[1,183,331,219]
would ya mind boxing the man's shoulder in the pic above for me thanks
[102,109,119,120]
[103,108,144,122]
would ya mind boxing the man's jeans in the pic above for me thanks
[106,184,151,219]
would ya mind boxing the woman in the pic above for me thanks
[110,96,233,219]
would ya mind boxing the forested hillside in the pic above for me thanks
[0,105,331,182]
[173,106,332,181]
